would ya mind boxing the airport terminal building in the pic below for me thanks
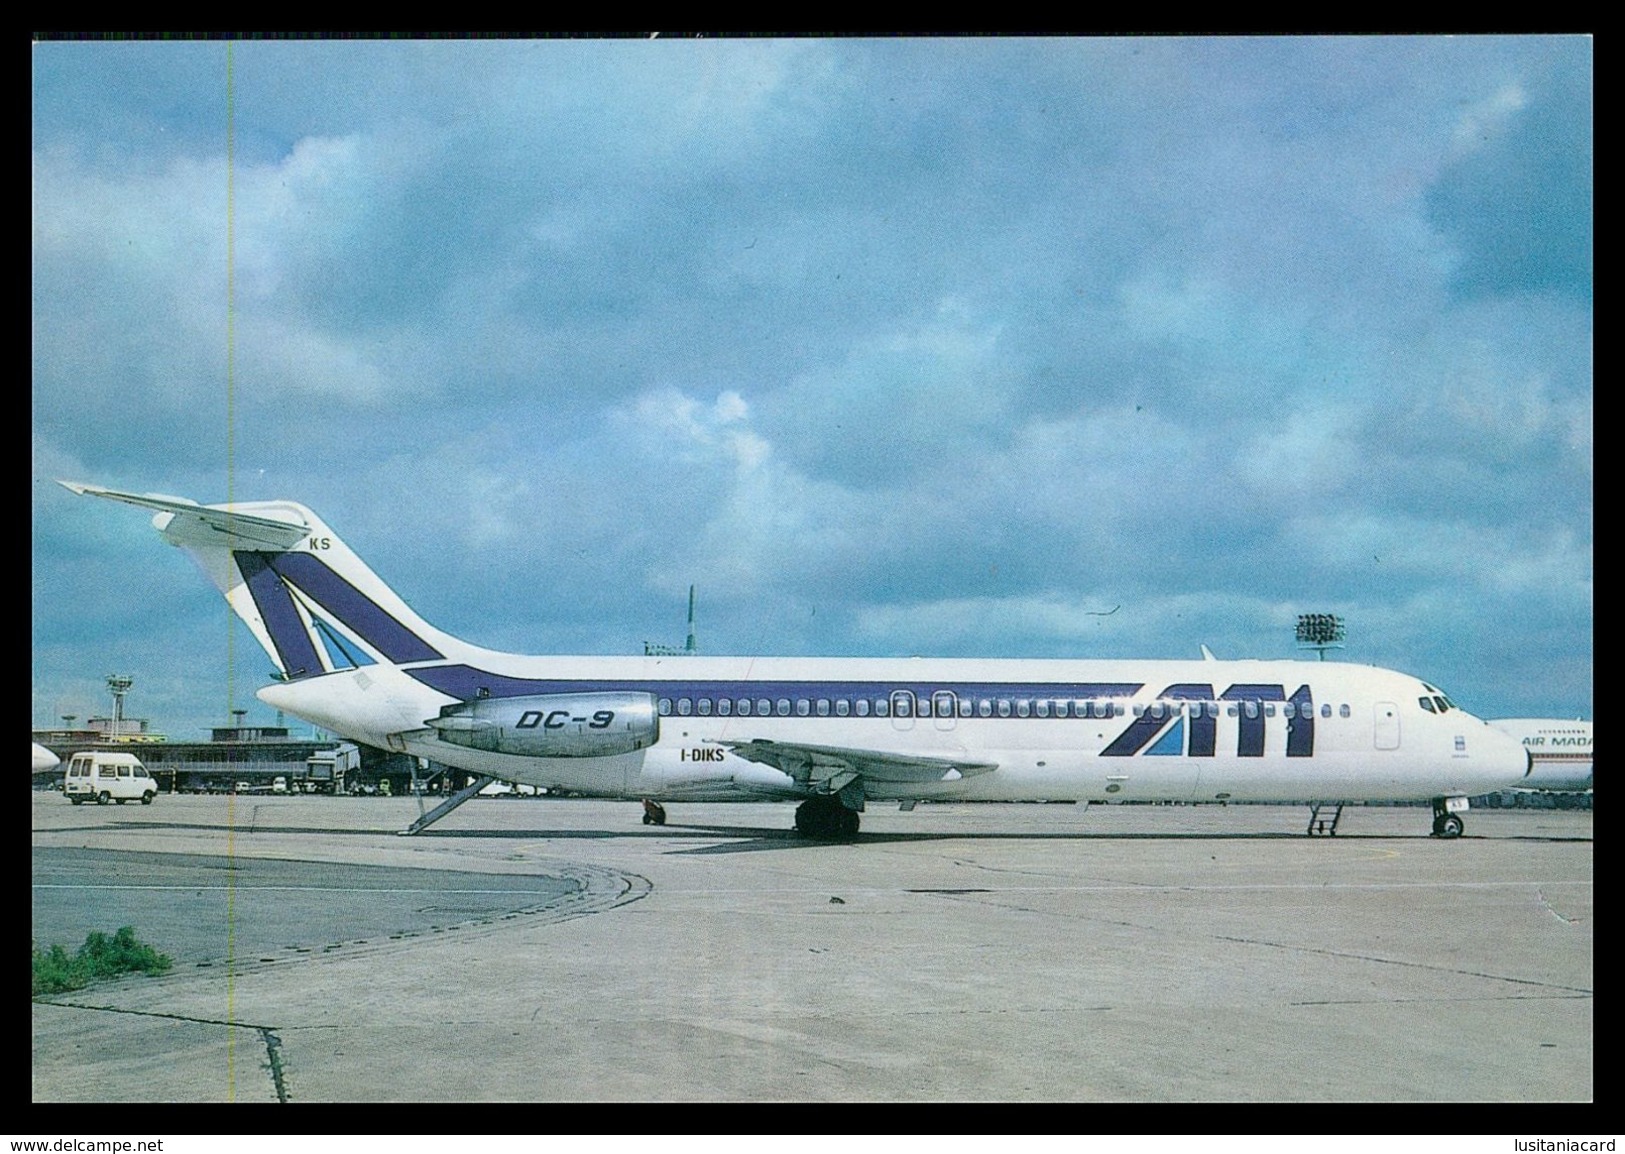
[31,722,430,795]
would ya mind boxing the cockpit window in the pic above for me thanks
[1432,696,1449,713]
[1418,697,1435,713]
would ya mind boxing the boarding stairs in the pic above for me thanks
[1306,802,1344,837]
[400,773,496,835]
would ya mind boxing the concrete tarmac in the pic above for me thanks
[31,793,1592,1103]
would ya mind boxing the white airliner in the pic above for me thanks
[1486,719,1592,792]
[32,742,60,773]
[63,482,1530,839]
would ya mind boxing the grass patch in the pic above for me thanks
[32,927,172,996]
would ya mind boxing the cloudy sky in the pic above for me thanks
[32,36,1592,739]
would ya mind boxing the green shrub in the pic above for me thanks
[32,927,172,996]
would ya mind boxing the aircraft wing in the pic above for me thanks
[722,738,996,797]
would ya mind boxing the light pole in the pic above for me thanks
[1296,614,1346,661]
[106,675,133,741]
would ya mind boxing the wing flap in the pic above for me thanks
[723,738,996,792]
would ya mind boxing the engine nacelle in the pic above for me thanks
[428,692,659,758]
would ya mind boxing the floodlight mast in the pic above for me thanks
[644,586,699,657]
[1295,613,1346,661]
[106,674,133,741]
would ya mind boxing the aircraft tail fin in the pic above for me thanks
[62,481,473,681]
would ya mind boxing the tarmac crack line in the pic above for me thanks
[1209,934,1593,995]
[1536,887,1583,925]
[260,1027,289,1103]
[32,1001,292,1102]
[901,892,1594,998]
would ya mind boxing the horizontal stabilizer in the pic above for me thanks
[60,481,310,551]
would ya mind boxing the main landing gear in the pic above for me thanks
[641,800,667,826]
[794,795,860,841]
[1430,797,1465,839]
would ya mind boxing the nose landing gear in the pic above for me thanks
[1430,798,1465,838]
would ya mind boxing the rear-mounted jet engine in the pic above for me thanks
[428,692,659,758]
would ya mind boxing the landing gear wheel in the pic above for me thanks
[794,796,860,841]
[641,800,667,826]
[1430,798,1465,839]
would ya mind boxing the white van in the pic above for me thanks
[63,752,158,806]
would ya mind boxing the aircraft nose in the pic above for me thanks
[1482,721,1533,790]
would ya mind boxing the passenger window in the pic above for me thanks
[816,700,830,717]
[658,699,672,716]
[697,698,712,716]
[796,700,810,717]
[757,699,771,716]
[1321,704,1332,718]
[678,699,692,716]
[1244,702,1258,719]
[958,698,972,717]
[718,699,731,716]
[856,699,870,717]
[1133,704,1145,718]
[1035,700,1049,718]
[776,699,790,717]
[1283,704,1295,719]
[1016,700,1031,718]
[736,699,751,716]
[1227,704,1239,717]
[875,699,890,717]
[978,700,992,718]
[1264,704,1275,717]
[1339,704,1351,718]
[836,700,850,717]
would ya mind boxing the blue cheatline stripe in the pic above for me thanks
[235,552,323,679]
[264,552,442,664]
[407,663,1144,705]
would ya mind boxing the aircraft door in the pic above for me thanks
[932,690,958,732]
[1374,701,1400,750]
[890,689,916,732]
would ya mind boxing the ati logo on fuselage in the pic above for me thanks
[1102,683,1315,759]
[680,747,728,763]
